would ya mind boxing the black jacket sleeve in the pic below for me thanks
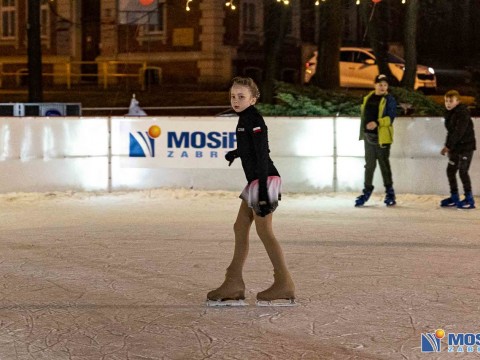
[250,114,270,203]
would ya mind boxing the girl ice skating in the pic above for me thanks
[206,77,295,306]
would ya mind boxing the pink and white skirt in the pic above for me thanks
[239,176,282,216]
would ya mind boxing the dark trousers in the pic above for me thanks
[364,139,393,191]
[447,151,474,194]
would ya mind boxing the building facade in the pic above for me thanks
[0,0,376,88]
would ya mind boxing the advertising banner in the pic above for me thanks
[112,117,239,168]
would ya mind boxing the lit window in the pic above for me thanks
[144,1,165,34]
[239,0,263,43]
[1,0,16,39]
[242,2,257,33]
[119,0,166,36]
[41,0,50,39]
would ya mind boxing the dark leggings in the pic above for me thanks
[364,140,393,191]
[447,151,474,194]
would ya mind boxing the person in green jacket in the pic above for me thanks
[355,74,397,207]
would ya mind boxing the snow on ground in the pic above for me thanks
[0,189,479,360]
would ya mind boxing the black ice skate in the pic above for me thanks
[457,192,476,210]
[355,187,373,207]
[384,187,396,207]
[440,193,460,207]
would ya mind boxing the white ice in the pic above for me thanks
[0,189,479,359]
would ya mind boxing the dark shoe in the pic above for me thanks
[384,187,396,206]
[457,192,476,209]
[355,188,373,207]
[440,193,459,207]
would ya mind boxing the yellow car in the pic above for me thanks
[305,47,437,91]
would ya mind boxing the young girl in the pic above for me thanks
[206,77,295,306]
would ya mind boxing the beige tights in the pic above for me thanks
[206,201,252,301]
[254,212,295,301]
[207,200,295,301]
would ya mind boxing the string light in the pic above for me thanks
[187,0,406,12]
[225,1,236,10]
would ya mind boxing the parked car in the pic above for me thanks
[304,47,437,91]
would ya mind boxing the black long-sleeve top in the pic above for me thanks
[444,103,476,153]
[234,105,279,201]
[364,93,383,134]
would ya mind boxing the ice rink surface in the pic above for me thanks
[1,189,479,360]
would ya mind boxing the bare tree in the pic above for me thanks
[262,0,289,104]
[402,0,419,90]
[310,0,343,89]
[452,0,471,66]
[360,0,398,86]
[418,0,473,67]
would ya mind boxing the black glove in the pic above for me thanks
[258,184,271,217]
[225,150,238,166]
[258,201,272,217]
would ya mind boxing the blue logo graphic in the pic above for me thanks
[127,126,236,159]
[167,131,236,149]
[45,109,62,116]
[129,131,155,157]
[421,330,480,353]
[421,332,442,352]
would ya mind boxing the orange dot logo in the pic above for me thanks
[435,329,445,339]
[148,125,161,139]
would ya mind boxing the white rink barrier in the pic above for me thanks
[0,116,478,195]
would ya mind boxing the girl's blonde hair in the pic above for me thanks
[230,77,261,99]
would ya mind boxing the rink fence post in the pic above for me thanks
[108,116,112,193]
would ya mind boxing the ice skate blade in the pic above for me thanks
[206,299,248,307]
[255,299,297,307]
